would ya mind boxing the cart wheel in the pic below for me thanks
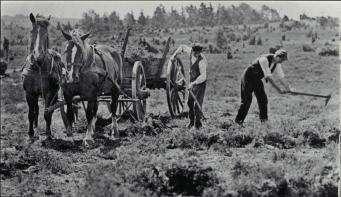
[132,61,147,121]
[166,57,186,118]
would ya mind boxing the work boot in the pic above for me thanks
[195,120,203,130]
[260,119,268,123]
[28,131,38,143]
[234,120,243,126]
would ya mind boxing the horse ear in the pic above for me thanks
[29,13,36,23]
[80,33,90,41]
[48,15,51,20]
[62,30,72,40]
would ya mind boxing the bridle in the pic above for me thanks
[64,39,96,81]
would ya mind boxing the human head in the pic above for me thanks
[274,49,288,63]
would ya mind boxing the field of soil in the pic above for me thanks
[1,23,340,196]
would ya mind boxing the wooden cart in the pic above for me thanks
[55,29,187,128]
[110,30,187,121]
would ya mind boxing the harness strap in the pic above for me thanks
[91,46,110,93]
[91,45,127,97]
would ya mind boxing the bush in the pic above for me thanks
[249,36,255,45]
[242,34,249,41]
[302,44,315,52]
[165,163,218,196]
[264,23,269,29]
[225,32,237,42]
[215,29,227,49]
[318,47,339,56]
[256,37,262,45]
[226,51,233,59]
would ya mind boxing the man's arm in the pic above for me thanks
[278,78,292,93]
[171,45,192,59]
[259,57,283,94]
[259,57,272,78]
[275,64,292,92]
[266,77,283,94]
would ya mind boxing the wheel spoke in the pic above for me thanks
[175,96,181,114]
[171,89,177,114]
[176,92,184,110]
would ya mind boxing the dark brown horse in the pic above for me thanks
[22,13,66,141]
[61,29,122,147]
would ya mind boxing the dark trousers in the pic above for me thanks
[235,69,268,124]
[188,81,206,128]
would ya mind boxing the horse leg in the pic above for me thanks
[65,101,75,137]
[110,92,120,139]
[44,90,58,139]
[83,100,98,147]
[33,100,39,128]
[26,93,38,139]
[63,86,75,136]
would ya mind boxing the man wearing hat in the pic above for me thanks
[235,49,293,125]
[3,37,9,60]
[171,43,207,129]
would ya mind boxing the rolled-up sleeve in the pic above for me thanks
[259,56,272,78]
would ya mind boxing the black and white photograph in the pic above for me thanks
[0,1,340,196]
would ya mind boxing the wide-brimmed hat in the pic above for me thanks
[192,43,203,52]
[275,49,288,60]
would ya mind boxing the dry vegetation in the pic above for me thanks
[1,17,340,197]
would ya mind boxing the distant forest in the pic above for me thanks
[79,3,283,33]
[0,2,338,47]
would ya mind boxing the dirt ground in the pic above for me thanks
[1,26,340,196]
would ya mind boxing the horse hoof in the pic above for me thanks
[109,135,118,141]
[46,135,53,141]
[83,139,94,148]
[66,132,73,137]
[29,135,39,143]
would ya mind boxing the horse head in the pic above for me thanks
[29,13,50,62]
[61,29,90,83]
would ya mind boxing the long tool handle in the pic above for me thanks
[157,37,171,78]
[188,88,206,120]
[289,91,329,98]
[121,28,131,59]
[289,91,332,106]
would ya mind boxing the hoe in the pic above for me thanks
[288,91,332,106]
[188,88,207,120]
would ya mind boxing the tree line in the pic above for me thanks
[79,3,282,34]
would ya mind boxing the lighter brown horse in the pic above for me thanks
[22,13,67,141]
[61,29,122,147]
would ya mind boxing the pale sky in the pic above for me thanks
[1,1,340,20]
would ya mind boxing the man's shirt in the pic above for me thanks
[175,45,207,84]
[258,56,285,79]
